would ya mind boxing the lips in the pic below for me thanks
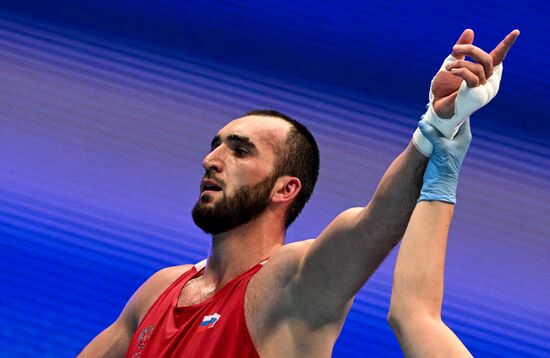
[200,179,223,193]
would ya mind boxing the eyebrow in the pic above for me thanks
[210,134,258,152]
[210,135,221,149]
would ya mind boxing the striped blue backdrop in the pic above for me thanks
[0,1,549,357]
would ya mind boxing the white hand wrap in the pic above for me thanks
[413,55,503,157]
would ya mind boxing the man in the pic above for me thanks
[79,29,518,357]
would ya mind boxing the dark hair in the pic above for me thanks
[244,109,320,228]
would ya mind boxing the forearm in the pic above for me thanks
[387,200,471,358]
[388,201,454,320]
[294,141,428,314]
[390,118,471,315]
[388,118,473,357]
[359,140,428,249]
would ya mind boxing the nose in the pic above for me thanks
[202,146,224,173]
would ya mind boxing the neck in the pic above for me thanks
[203,211,285,285]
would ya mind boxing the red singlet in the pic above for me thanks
[126,260,263,358]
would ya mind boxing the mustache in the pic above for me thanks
[203,171,226,188]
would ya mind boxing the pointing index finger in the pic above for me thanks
[491,29,520,66]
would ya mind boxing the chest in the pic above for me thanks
[176,278,219,307]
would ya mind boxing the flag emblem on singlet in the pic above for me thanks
[198,313,221,331]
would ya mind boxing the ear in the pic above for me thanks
[271,176,301,204]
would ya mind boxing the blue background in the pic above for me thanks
[0,1,548,357]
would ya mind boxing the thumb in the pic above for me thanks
[418,121,443,145]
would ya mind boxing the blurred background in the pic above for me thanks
[0,1,548,356]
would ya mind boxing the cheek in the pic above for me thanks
[231,164,267,184]
[226,155,275,187]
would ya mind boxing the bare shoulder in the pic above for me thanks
[142,264,194,293]
[127,264,194,329]
[248,207,364,307]
[78,264,194,357]
[246,239,350,354]
[256,239,315,285]
[246,240,314,321]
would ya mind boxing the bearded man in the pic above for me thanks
[79,29,518,357]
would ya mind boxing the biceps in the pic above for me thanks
[288,209,366,318]
[296,206,387,297]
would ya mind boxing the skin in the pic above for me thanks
[79,115,426,357]
[388,29,520,357]
[388,201,472,358]
[78,29,519,357]
[433,29,520,119]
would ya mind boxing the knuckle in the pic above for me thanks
[474,65,486,81]
[467,74,480,87]
[487,55,493,67]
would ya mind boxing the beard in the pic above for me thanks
[192,173,278,235]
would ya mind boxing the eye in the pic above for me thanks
[210,143,220,152]
[235,147,249,157]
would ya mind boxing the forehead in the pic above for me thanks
[218,115,292,150]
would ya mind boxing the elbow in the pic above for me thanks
[387,308,409,342]
[386,310,399,333]
[387,302,441,336]
[387,296,410,326]
[387,307,404,333]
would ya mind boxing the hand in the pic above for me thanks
[412,29,519,157]
[418,119,472,204]
[432,29,520,119]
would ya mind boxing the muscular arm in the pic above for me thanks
[285,29,518,326]
[289,142,427,321]
[387,201,471,357]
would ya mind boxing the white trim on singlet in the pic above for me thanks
[194,258,268,271]
[194,259,207,271]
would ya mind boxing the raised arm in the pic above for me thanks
[287,141,427,321]
[387,115,474,357]
[387,29,519,350]
[286,29,519,324]
[387,200,471,358]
